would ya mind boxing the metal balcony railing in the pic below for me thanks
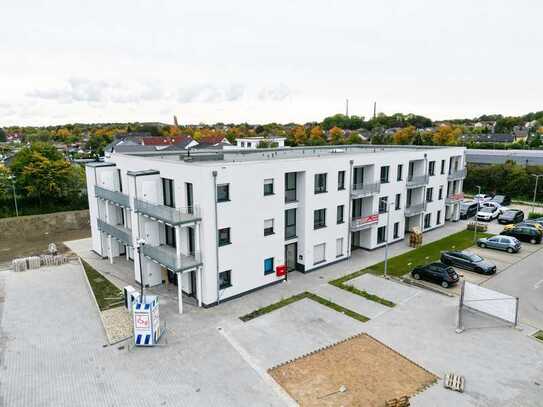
[141,244,202,272]
[95,185,130,208]
[351,182,381,197]
[97,218,132,246]
[134,198,200,226]
[448,168,467,180]
[405,202,427,216]
[446,192,465,204]
[350,214,379,231]
[406,174,429,188]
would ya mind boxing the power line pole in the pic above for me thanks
[373,101,377,119]
[345,99,349,117]
[531,174,543,214]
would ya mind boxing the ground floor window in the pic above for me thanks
[377,226,386,244]
[314,243,326,265]
[219,270,232,289]
[264,257,274,275]
[393,222,400,239]
[437,210,442,225]
[336,238,344,257]
[424,213,431,229]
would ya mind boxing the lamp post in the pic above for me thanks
[381,197,393,279]
[136,238,146,302]
[473,185,481,243]
[8,175,18,217]
[530,174,543,215]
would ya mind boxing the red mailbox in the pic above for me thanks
[276,265,286,277]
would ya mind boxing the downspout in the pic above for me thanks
[421,153,428,230]
[212,170,220,305]
[94,168,104,255]
[347,159,354,257]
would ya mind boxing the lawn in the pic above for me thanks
[534,331,543,342]
[331,229,493,283]
[81,259,123,311]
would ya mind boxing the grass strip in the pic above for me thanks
[534,330,543,342]
[329,281,395,307]
[81,259,123,311]
[239,291,369,323]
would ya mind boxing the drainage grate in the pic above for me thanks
[444,373,465,392]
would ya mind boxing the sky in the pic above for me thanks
[1,0,542,126]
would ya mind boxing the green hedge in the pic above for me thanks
[0,194,88,218]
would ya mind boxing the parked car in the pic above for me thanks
[522,218,543,228]
[490,194,511,206]
[501,225,543,244]
[476,206,500,221]
[498,208,524,224]
[460,201,479,219]
[477,235,521,253]
[440,251,497,274]
[411,262,460,288]
[473,193,493,203]
[517,221,543,234]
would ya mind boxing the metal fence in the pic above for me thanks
[95,186,130,207]
[97,218,132,245]
[134,198,200,226]
[141,244,201,272]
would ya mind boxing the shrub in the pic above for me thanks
[466,222,488,232]
[528,212,543,219]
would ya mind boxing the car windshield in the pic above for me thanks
[467,254,483,262]
[480,207,493,213]
[460,203,470,209]
[493,195,504,200]
[503,211,516,216]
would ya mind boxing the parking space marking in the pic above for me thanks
[534,279,543,290]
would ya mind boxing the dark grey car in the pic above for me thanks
[440,251,497,274]
[477,235,521,253]
[498,209,524,224]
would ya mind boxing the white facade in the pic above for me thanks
[85,145,466,310]
[235,137,286,149]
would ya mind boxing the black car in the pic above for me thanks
[498,209,524,224]
[460,201,479,219]
[440,251,496,274]
[501,225,542,244]
[490,194,511,206]
[411,262,460,288]
[522,218,543,227]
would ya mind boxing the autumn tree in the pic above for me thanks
[329,127,344,145]
[432,125,461,145]
[291,126,307,145]
[309,126,326,145]
[392,126,416,145]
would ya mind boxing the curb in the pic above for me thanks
[400,277,455,297]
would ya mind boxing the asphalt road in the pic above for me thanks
[483,243,543,329]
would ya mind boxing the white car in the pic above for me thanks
[481,201,508,214]
[474,193,493,203]
[476,206,500,221]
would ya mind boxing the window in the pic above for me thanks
[438,185,443,200]
[240,141,245,147]
[247,142,252,148]
[117,169,123,192]
[437,210,442,225]
[264,219,274,236]
[337,205,344,224]
[186,183,194,214]
[377,226,386,244]
[285,172,297,202]
[424,213,431,229]
[406,189,412,206]
[314,208,326,229]
[440,159,446,175]
[393,222,400,239]
[314,243,326,265]
[395,193,401,210]
[285,208,296,239]
[165,225,176,247]
[428,161,436,176]
[336,238,344,257]
[264,257,274,275]
[379,196,388,214]
[162,178,175,208]
[264,179,274,196]
[380,166,390,183]
[397,164,403,181]
[219,270,232,289]
[217,184,230,202]
[218,228,231,246]
[314,173,327,194]
[338,171,345,190]
[426,187,433,202]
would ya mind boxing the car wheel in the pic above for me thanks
[413,273,421,280]
[480,243,486,248]
[530,238,537,244]
[441,281,449,288]
[506,247,514,253]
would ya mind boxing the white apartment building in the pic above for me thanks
[85,145,466,311]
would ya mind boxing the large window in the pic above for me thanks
[393,222,400,239]
[219,270,232,289]
[264,257,274,275]
[397,164,403,181]
[186,182,194,214]
[285,172,297,202]
[162,178,175,208]
[395,193,401,210]
[264,219,274,236]
[165,225,176,247]
[428,161,436,176]
[336,238,344,257]
[380,166,390,184]
[285,208,296,239]
[379,196,388,214]
[264,179,274,196]
[440,159,446,175]
[437,210,442,225]
[314,243,326,265]
[438,185,443,200]
[338,171,345,190]
[424,213,431,229]
[377,226,386,244]
[314,208,326,229]
[314,173,327,194]
[218,227,231,246]
[426,187,433,202]
[337,205,344,224]
[217,184,230,202]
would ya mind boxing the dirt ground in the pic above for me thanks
[269,334,437,407]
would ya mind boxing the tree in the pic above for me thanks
[0,128,6,142]
[0,166,12,200]
[10,142,64,177]
[309,126,326,145]
[393,126,416,145]
[291,126,307,145]
[346,132,361,144]
[329,127,344,144]
[86,134,113,157]
[432,125,461,145]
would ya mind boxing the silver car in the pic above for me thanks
[477,235,521,253]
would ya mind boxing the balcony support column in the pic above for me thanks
[194,223,203,307]
[105,202,114,264]
[197,266,203,307]
[175,225,182,260]
[177,271,183,314]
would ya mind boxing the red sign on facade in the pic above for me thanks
[276,265,286,277]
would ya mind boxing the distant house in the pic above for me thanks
[460,133,515,144]
[104,135,198,157]
[234,136,286,149]
[197,136,231,147]
[142,136,198,149]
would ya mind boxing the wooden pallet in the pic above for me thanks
[385,395,410,407]
[444,373,465,392]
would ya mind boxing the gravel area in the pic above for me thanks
[101,306,132,344]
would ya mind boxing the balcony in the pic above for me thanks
[405,202,427,216]
[446,192,465,205]
[448,168,467,180]
[350,214,379,231]
[97,218,132,246]
[141,244,202,273]
[134,198,200,226]
[95,185,130,208]
[406,174,429,188]
[351,182,380,198]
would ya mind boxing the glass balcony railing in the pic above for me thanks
[406,174,429,188]
[134,198,200,226]
[448,168,466,180]
[350,214,379,231]
[405,202,427,216]
[97,218,132,245]
[95,186,130,208]
[351,182,380,197]
[446,192,465,204]
[141,244,202,272]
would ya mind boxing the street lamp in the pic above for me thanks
[473,185,481,243]
[8,175,18,217]
[530,174,543,215]
[136,238,147,301]
[380,197,393,279]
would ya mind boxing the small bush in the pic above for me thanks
[466,222,488,232]
[528,212,543,219]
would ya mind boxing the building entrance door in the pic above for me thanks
[285,242,297,272]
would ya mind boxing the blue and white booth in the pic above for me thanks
[133,295,161,346]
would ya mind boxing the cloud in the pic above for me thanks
[258,83,291,101]
[176,83,245,104]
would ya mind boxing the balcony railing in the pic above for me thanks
[95,185,130,208]
[134,198,200,226]
[351,182,381,197]
[448,168,467,180]
[406,174,429,188]
[97,218,132,246]
[446,192,465,204]
[141,244,202,272]
[350,214,379,231]
[405,202,427,216]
